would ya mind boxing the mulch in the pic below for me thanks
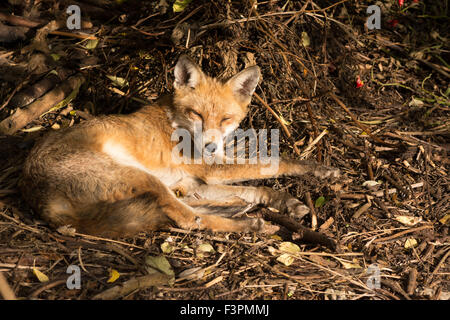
[0,0,448,300]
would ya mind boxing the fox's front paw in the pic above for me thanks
[249,217,265,232]
[313,165,340,179]
[271,195,310,220]
[284,198,310,219]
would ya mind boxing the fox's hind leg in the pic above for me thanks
[43,163,264,237]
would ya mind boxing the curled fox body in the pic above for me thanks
[20,56,339,238]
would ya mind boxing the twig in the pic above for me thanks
[426,249,450,285]
[300,129,328,160]
[373,225,433,244]
[254,93,301,156]
[261,209,337,251]
[0,13,44,28]
[0,74,85,135]
[93,272,170,300]
[407,268,418,295]
[48,30,97,40]
[372,198,392,218]
[381,279,411,300]
[29,279,67,298]
[305,101,322,162]
[304,192,317,230]
[352,202,372,220]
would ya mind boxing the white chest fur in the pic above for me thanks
[102,141,186,187]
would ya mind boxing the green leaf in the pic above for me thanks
[50,53,60,61]
[173,0,193,13]
[161,241,174,254]
[315,196,326,208]
[145,255,175,278]
[84,39,98,50]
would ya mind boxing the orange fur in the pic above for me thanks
[20,55,339,237]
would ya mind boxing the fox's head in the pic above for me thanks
[170,55,260,158]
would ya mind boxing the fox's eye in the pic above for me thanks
[220,117,231,125]
[188,109,202,121]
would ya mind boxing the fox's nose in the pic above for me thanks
[205,142,217,154]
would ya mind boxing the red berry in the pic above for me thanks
[356,76,364,88]
[388,19,399,27]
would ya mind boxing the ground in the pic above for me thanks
[0,0,448,300]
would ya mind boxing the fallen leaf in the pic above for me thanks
[21,126,43,133]
[145,255,175,278]
[33,268,49,283]
[178,267,204,280]
[279,242,301,254]
[50,53,60,61]
[161,241,174,254]
[106,75,129,88]
[107,269,120,283]
[439,214,450,226]
[173,0,193,12]
[270,234,282,241]
[197,243,215,253]
[356,76,364,88]
[409,97,424,107]
[362,180,380,188]
[394,215,422,227]
[405,238,418,249]
[315,196,326,208]
[84,39,98,50]
[277,253,295,266]
[196,243,215,258]
[267,246,277,256]
[301,32,310,47]
[336,258,361,269]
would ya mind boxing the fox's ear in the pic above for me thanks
[227,66,260,102]
[174,55,203,89]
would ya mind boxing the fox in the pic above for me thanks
[20,55,339,238]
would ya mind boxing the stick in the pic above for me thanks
[261,209,337,251]
[0,74,85,135]
[48,30,97,40]
[254,93,301,156]
[0,13,44,28]
[373,225,433,243]
[93,272,170,300]
[300,129,328,159]
[29,279,67,298]
[304,192,317,230]
[407,268,418,296]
